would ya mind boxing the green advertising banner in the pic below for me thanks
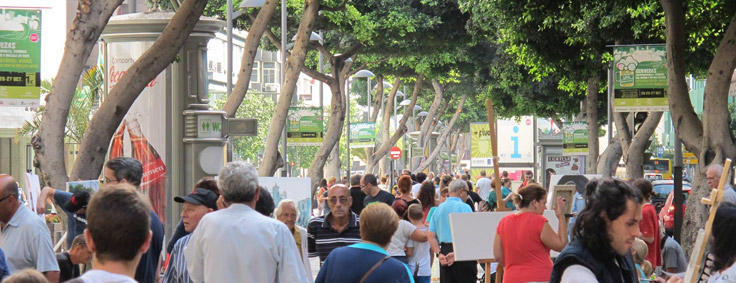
[349,122,376,148]
[613,45,668,112]
[563,121,589,156]
[470,123,494,167]
[286,107,323,145]
[0,9,41,107]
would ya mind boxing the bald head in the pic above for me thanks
[707,164,726,189]
[0,174,20,223]
[0,174,16,195]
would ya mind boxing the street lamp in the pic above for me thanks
[346,70,374,180]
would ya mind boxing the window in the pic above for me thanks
[250,62,260,83]
[216,62,222,73]
[263,62,278,84]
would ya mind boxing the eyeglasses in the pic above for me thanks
[328,196,350,204]
[0,194,16,203]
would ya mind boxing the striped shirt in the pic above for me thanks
[162,234,192,283]
[307,212,361,263]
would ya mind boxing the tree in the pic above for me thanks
[660,0,736,254]
[415,94,467,172]
[213,92,275,164]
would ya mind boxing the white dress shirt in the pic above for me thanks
[184,203,309,283]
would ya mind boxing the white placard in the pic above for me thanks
[24,173,41,213]
[258,177,312,228]
[449,210,559,261]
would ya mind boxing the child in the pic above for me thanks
[633,238,653,280]
[406,204,431,283]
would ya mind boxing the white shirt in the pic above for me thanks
[709,261,736,283]
[560,264,599,283]
[411,183,422,198]
[184,203,309,283]
[407,226,431,276]
[386,220,417,257]
[295,226,313,282]
[80,270,138,283]
[0,205,59,273]
[476,177,492,200]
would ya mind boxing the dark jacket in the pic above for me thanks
[550,239,638,283]
[349,186,367,215]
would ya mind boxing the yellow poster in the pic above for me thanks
[470,123,493,167]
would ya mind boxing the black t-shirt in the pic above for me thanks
[56,252,79,282]
[135,211,164,283]
[363,190,395,207]
[465,191,482,212]
[349,186,367,215]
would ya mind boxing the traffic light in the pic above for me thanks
[290,161,295,167]
[633,112,648,135]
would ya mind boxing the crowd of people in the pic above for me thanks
[2,160,736,282]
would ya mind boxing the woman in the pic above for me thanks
[378,176,388,191]
[275,199,313,281]
[488,178,515,211]
[387,198,428,264]
[632,178,661,268]
[416,181,438,223]
[396,175,419,207]
[315,203,413,282]
[494,184,568,283]
[707,202,736,282]
[316,178,328,216]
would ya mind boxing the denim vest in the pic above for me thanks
[550,239,638,283]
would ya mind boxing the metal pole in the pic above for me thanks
[367,77,371,121]
[346,77,351,181]
[394,91,397,172]
[281,0,288,177]
[674,132,683,242]
[226,0,234,162]
[318,31,323,121]
[608,61,613,145]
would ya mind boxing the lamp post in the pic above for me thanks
[347,70,374,180]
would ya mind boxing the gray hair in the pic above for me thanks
[218,162,259,203]
[274,199,298,218]
[448,179,467,193]
[709,164,724,177]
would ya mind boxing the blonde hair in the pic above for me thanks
[359,203,399,246]
[632,238,652,277]
[3,269,48,283]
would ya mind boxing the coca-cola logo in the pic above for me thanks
[109,65,159,88]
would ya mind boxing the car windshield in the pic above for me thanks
[653,184,690,199]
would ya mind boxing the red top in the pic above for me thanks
[497,212,552,283]
[640,203,661,266]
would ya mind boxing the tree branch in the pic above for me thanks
[320,0,348,12]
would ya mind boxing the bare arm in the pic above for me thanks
[37,186,57,213]
[428,231,440,254]
[642,236,655,244]
[494,233,504,266]
[541,196,569,252]
[43,271,59,283]
[405,246,414,258]
[409,228,428,242]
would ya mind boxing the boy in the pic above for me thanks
[406,204,431,283]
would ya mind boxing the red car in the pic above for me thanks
[655,181,691,233]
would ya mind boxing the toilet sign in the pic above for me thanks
[390,146,402,160]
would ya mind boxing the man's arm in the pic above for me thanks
[42,271,59,283]
[37,187,58,213]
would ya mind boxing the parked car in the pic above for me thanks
[654,181,692,235]
[651,180,691,214]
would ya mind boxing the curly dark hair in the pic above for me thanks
[573,178,642,259]
[712,202,736,272]
[417,181,436,211]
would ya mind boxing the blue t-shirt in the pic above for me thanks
[0,248,9,279]
[429,197,472,243]
[135,211,164,283]
[54,191,87,250]
[315,243,414,283]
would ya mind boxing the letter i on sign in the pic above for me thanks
[511,126,521,159]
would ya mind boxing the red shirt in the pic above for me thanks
[640,203,661,266]
[497,212,552,283]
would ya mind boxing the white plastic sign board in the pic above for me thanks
[449,210,559,261]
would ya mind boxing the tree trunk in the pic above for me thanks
[32,0,124,190]
[455,133,466,172]
[222,0,279,117]
[418,80,444,148]
[375,78,402,178]
[259,0,321,176]
[585,77,599,174]
[596,133,622,178]
[626,112,663,179]
[662,0,736,255]
[415,95,466,172]
[69,0,208,182]
[309,76,346,200]
[367,74,424,169]
[325,144,341,179]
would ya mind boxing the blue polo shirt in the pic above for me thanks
[315,243,414,283]
[429,197,472,243]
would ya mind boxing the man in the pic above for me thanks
[348,175,366,215]
[185,162,308,282]
[362,174,395,207]
[79,183,152,283]
[308,184,362,264]
[411,172,427,197]
[163,188,218,283]
[56,234,92,282]
[660,226,687,275]
[102,157,164,283]
[428,179,474,283]
[550,179,683,283]
[0,174,59,282]
[37,188,90,250]
[706,164,736,205]
[475,170,492,201]
[519,170,533,190]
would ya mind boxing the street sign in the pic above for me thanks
[390,146,402,160]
